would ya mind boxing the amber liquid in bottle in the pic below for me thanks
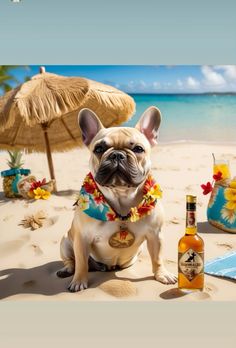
[178,195,204,291]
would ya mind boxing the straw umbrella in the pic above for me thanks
[0,67,135,191]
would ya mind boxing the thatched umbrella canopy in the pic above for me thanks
[0,67,135,191]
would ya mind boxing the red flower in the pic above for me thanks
[143,175,155,194]
[94,193,105,205]
[213,171,223,181]
[106,212,117,221]
[83,181,97,194]
[201,182,213,195]
[137,201,155,215]
[83,172,98,194]
[30,178,46,191]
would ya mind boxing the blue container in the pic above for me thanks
[207,184,236,233]
[1,168,31,177]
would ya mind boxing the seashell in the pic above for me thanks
[17,175,37,198]
[41,180,55,193]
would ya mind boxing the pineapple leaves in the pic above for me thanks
[7,150,24,169]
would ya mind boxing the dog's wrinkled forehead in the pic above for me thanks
[91,127,150,149]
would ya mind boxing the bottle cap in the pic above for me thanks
[186,195,197,203]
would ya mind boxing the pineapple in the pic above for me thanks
[2,150,25,198]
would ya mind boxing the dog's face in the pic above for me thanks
[78,106,161,188]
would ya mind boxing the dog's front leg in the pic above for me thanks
[146,230,177,285]
[68,223,90,292]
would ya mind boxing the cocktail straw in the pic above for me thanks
[212,153,216,163]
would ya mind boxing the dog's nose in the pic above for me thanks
[108,151,126,161]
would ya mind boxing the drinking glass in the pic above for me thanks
[213,159,231,180]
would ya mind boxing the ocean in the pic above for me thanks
[124,94,236,144]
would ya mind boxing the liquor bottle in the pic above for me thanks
[178,195,204,291]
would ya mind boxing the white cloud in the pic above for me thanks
[201,65,226,86]
[153,81,161,89]
[139,80,146,88]
[214,65,236,81]
[186,76,200,89]
[125,80,147,92]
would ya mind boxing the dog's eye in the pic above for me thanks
[94,146,105,154]
[132,145,144,153]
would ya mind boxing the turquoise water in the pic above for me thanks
[124,94,236,143]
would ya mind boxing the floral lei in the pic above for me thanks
[75,172,162,222]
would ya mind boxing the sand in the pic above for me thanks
[0,143,236,301]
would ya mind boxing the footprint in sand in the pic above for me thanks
[0,235,30,258]
[2,214,14,222]
[46,216,59,227]
[168,166,180,171]
[169,217,181,225]
[216,243,233,250]
[197,202,203,207]
[163,186,174,190]
[185,185,194,191]
[204,283,218,293]
[152,166,162,171]
[53,206,70,212]
[99,280,137,298]
[31,244,44,256]
[165,259,177,265]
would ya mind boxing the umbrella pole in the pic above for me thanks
[42,124,57,192]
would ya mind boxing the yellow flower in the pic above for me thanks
[148,183,162,200]
[224,188,236,211]
[225,201,236,210]
[33,187,51,200]
[130,207,140,222]
[221,207,236,224]
[229,181,236,189]
[78,194,90,210]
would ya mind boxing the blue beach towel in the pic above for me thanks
[205,250,236,280]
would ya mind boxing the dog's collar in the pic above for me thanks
[74,172,162,222]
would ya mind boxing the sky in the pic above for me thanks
[3,65,236,94]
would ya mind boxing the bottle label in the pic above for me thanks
[178,249,204,281]
[186,210,196,228]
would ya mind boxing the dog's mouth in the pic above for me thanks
[95,157,144,187]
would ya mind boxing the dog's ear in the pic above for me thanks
[135,106,161,146]
[78,108,104,146]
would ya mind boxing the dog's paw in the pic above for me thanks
[154,270,177,285]
[56,267,74,278]
[68,279,88,292]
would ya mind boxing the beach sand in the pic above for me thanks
[0,143,235,301]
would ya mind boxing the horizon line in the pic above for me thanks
[128,92,236,95]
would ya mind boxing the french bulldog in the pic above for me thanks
[57,106,177,292]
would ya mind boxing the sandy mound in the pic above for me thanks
[99,280,137,298]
